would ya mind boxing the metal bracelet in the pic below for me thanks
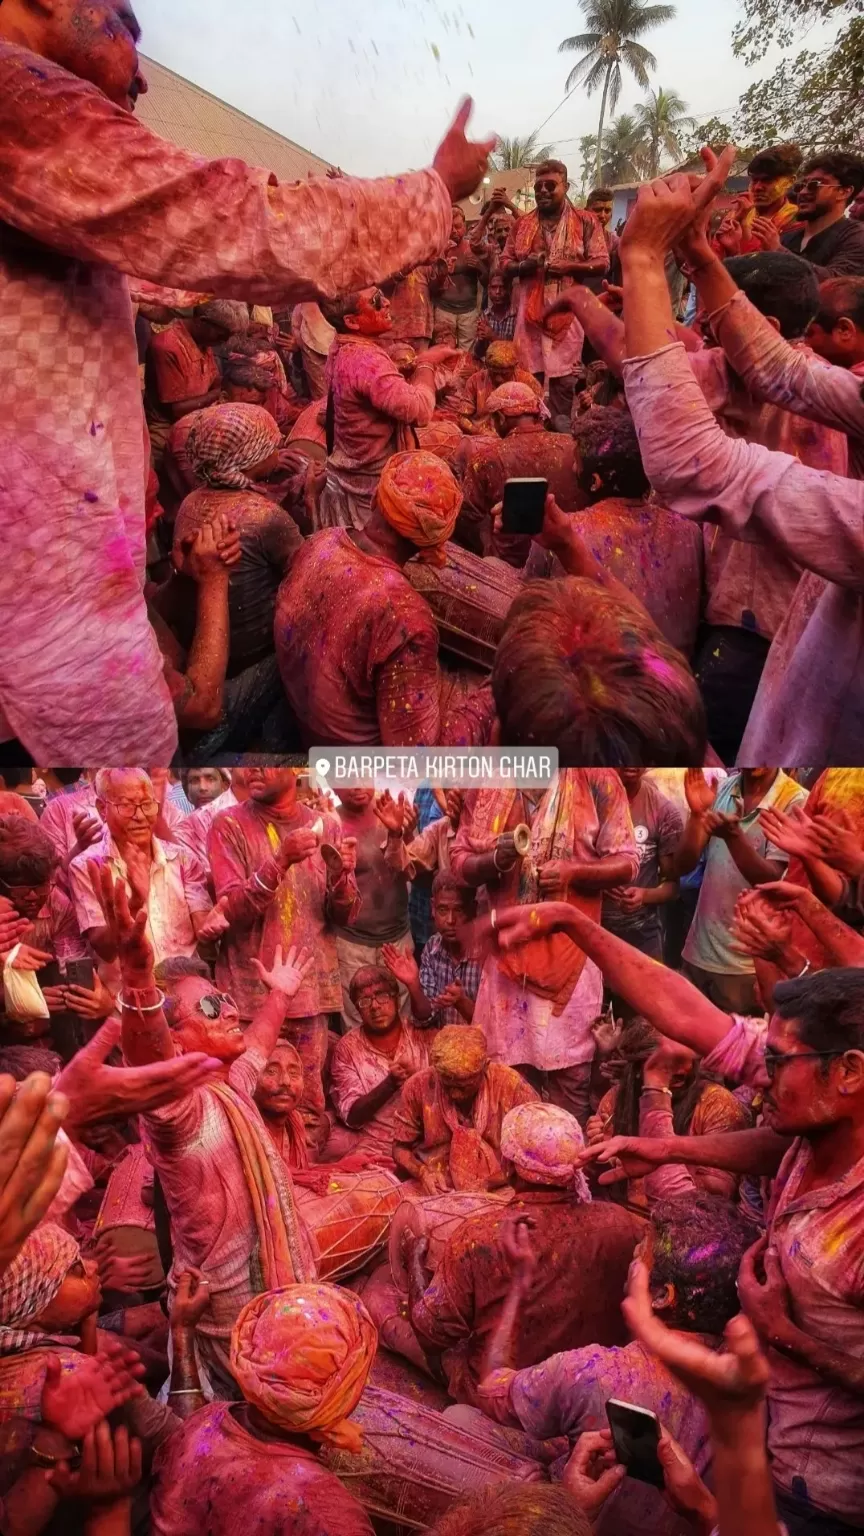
[117,988,166,1013]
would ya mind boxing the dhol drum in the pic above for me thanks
[320,1385,544,1530]
[388,1189,514,1294]
[296,1169,402,1282]
[406,543,520,671]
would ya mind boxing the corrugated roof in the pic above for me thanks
[136,55,332,182]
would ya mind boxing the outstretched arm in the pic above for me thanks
[87,866,173,1065]
[493,901,731,1055]
[578,1125,790,1183]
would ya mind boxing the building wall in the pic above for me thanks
[137,56,331,182]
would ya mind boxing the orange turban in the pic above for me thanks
[485,340,519,371]
[417,421,463,448]
[231,1283,377,1452]
[375,450,462,567]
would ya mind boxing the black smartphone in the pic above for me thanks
[64,958,95,991]
[501,477,548,536]
[39,960,63,988]
[606,1398,664,1489]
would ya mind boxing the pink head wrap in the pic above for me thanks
[485,382,550,420]
[500,1102,592,1200]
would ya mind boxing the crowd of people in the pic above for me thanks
[0,761,860,1536]
[3,0,864,766]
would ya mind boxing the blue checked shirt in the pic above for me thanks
[418,933,483,1029]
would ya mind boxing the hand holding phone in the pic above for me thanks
[606,1398,664,1488]
[501,478,548,537]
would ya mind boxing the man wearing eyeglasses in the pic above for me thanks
[776,153,864,278]
[494,896,864,1536]
[68,767,228,991]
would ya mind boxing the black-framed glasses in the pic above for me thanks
[764,1048,847,1080]
[798,178,841,193]
[106,796,159,818]
[197,991,236,1020]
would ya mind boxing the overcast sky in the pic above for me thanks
[139,0,833,176]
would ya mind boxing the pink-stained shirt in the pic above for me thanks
[329,1021,430,1161]
[764,1140,864,1522]
[326,337,436,473]
[387,265,436,342]
[622,340,864,765]
[274,529,442,746]
[0,42,450,761]
[68,831,211,985]
[174,787,238,868]
[40,784,186,869]
[151,1402,375,1536]
[702,1012,769,1089]
[502,206,609,380]
[456,772,639,1071]
[688,343,848,639]
[208,799,345,1021]
[143,1044,316,1350]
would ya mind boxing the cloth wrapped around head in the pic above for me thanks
[0,1222,80,1355]
[195,299,250,335]
[184,403,282,491]
[500,1102,592,1200]
[231,1283,377,1452]
[375,450,462,567]
[485,340,519,371]
[430,1024,488,1080]
[417,421,463,449]
[485,382,550,420]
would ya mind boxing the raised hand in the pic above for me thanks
[196,895,231,941]
[684,768,715,817]
[432,97,497,202]
[374,789,409,835]
[381,941,420,988]
[750,215,781,251]
[7,942,54,972]
[275,827,319,872]
[731,892,792,962]
[0,898,30,959]
[500,1215,538,1288]
[744,879,812,912]
[251,944,314,999]
[621,145,737,258]
[622,1257,770,1415]
[56,1019,221,1132]
[758,804,821,861]
[64,975,115,1021]
[42,1344,145,1442]
[807,811,864,878]
[0,1072,69,1272]
[71,806,103,855]
[87,864,153,976]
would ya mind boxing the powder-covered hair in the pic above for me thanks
[428,1485,591,1536]
[650,1192,761,1336]
[493,578,706,766]
[154,955,212,1026]
[572,404,650,501]
[773,967,864,1056]
[431,871,476,912]
[348,965,399,1007]
[0,817,56,886]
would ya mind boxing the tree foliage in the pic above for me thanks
[731,0,864,154]
[601,113,648,181]
[634,86,694,175]
[490,133,559,170]
[559,0,675,176]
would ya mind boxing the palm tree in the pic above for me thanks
[559,0,676,179]
[491,133,558,170]
[600,113,647,183]
[578,133,600,193]
[634,86,694,175]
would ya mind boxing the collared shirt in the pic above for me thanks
[329,1021,429,1161]
[482,306,517,340]
[392,1064,537,1182]
[174,788,238,867]
[69,832,210,982]
[418,933,483,1028]
[325,335,435,476]
[0,39,450,761]
[782,216,864,278]
[684,771,806,976]
[412,1192,644,1407]
[765,1140,864,1522]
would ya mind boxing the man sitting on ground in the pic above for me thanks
[330,965,429,1166]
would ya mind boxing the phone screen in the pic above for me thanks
[606,1398,664,1488]
[501,478,548,537]
[64,958,95,991]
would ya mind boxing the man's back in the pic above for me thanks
[274,529,439,745]
[413,1193,644,1404]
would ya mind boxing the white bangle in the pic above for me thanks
[490,909,498,931]
[117,989,166,1013]
[254,871,278,895]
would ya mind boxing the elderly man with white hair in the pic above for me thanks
[68,767,227,989]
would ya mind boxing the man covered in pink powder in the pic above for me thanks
[0,0,495,762]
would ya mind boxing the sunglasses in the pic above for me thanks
[797,178,842,193]
[763,1048,846,1080]
[197,991,237,1020]
[369,291,385,311]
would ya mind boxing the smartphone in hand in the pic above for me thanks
[501,478,547,537]
[606,1398,664,1489]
